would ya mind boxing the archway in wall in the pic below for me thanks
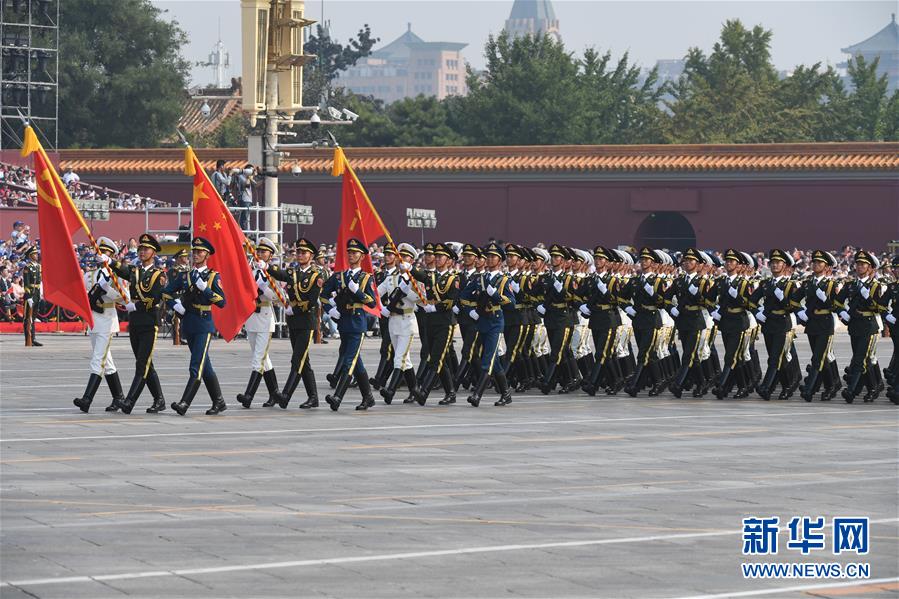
[634,212,696,251]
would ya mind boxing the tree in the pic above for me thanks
[844,55,890,140]
[58,0,189,148]
[303,24,378,106]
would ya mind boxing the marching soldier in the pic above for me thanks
[529,247,551,385]
[377,243,424,404]
[235,237,282,409]
[164,237,228,416]
[109,233,167,414]
[751,249,800,400]
[620,247,666,397]
[453,244,482,391]
[796,250,840,402]
[459,242,515,406]
[664,247,708,398]
[514,247,541,391]
[21,244,42,347]
[321,238,379,411]
[370,244,398,391]
[73,238,126,412]
[269,238,324,408]
[537,245,580,394]
[414,242,437,384]
[168,248,190,345]
[837,250,887,403]
[579,247,625,395]
[501,244,528,388]
[712,249,753,399]
[410,242,460,405]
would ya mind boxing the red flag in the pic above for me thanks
[332,148,390,316]
[185,147,256,341]
[21,127,94,328]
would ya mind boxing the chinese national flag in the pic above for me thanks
[20,126,94,328]
[184,147,256,341]
[332,147,390,316]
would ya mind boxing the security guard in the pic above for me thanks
[837,250,887,403]
[410,242,459,405]
[377,242,424,404]
[164,237,227,416]
[168,248,190,345]
[321,238,379,411]
[458,242,515,406]
[663,247,708,398]
[537,244,579,394]
[580,247,625,396]
[21,244,42,347]
[620,247,666,397]
[73,237,126,412]
[371,243,399,391]
[267,238,323,408]
[452,244,482,391]
[712,249,752,399]
[797,250,839,402]
[110,233,167,414]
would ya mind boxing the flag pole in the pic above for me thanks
[18,114,129,303]
[177,129,289,308]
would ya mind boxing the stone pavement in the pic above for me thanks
[1,333,897,598]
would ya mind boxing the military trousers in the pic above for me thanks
[248,330,274,372]
[287,328,315,375]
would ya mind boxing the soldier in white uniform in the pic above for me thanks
[74,237,127,412]
[378,243,424,404]
[237,237,283,408]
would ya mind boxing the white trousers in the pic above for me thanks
[89,332,116,375]
[248,331,274,372]
[389,314,416,370]
[532,324,550,357]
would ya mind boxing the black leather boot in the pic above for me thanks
[299,367,319,408]
[171,377,201,416]
[326,361,341,388]
[104,372,125,412]
[756,368,777,401]
[370,356,389,390]
[452,359,470,392]
[379,368,403,404]
[325,370,350,411]
[800,369,819,402]
[714,365,732,400]
[74,373,102,412]
[237,371,263,409]
[842,367,863,403]
[204,371,227,415]
[539,362,557,395]
[355,371,376,411]
[410,366,436,405]
[145,369,166,413]
[494,369,512,406]
[466,371,491,407]
[277,370,301,409]
[625,363,645,397]
[438,367,456,405]
[120,372,146,415]
[261,369,279,407]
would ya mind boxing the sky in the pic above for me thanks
[149,0,895,87]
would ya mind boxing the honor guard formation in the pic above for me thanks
[16,234,898,415]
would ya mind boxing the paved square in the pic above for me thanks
[1,333,897,598]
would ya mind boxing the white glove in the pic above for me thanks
[596,279,608,293]
[816,287,827,302]
[256,276,269,289]
[711,309,721,321]
[670,306,679,318]
[348,278,360,293]
[644,282,654,295]
[860,286,870,299]
[625,306,637,317]
[398,261,411,272]
[886,314,897,325]
[469,309,479,321]
[380,306,390,318]
[285,306,294,316]
[486,284,497,297]
[755,310,766,323]
[536,304,546,315]
[97,254,110,264]
[399,279,411,294]
[839,310,850,322]
[510,280,520,293]
[424,304,437,313]
[774,287,784,301]
[688,284,699,296]
[327,307,340,320]
[173,300,186,315]
[579,304,591,316]
[452,305,460,315]
[194,275,207,291]
[98,275,112,292]
[125,302,136,313]
[255,260,267,270]
[797,309,808,322]
[26,298,33,307]
[553,279,563,293]
[728,286,738,298]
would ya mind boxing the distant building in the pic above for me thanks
[504,0,561,42]
[336,24,467,104]
[840,14,899,92]
[653,59,686,85]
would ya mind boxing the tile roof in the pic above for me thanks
[58,143,899,176]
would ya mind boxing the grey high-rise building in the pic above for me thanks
[504,0,561,42]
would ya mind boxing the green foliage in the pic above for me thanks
[58,0,189,148]
[303,25,378,106]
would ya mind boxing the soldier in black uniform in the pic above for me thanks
[268,238,324,408]
[110,234,167,414]
[371,243,398,390]
[414,242,437,384]
[712,249,753,399]
[168,248,190,345]
[837,250,888,403]
[536,245,579,394]
[501,244,528,387]
[21,244,42,347]
[749,249,799,400]
[663,248,709,398]
[580,247,625,395]
[513,247,540,391]
[620,247,666,397]
[410,242,459,405]
[885,255,899,404]
[797,250,839,402]
[453,244,482,391]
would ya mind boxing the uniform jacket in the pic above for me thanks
[269,264,323,330]
[163,267,226,335]
[321,268,377,334]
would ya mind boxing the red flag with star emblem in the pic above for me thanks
[332,148,390,315]
[185,147,256,341]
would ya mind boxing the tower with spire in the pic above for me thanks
[504,0,561,42]
[841,14,899,92]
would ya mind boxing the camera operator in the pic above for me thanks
[236,164,261,231]
[212,160,233,205]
